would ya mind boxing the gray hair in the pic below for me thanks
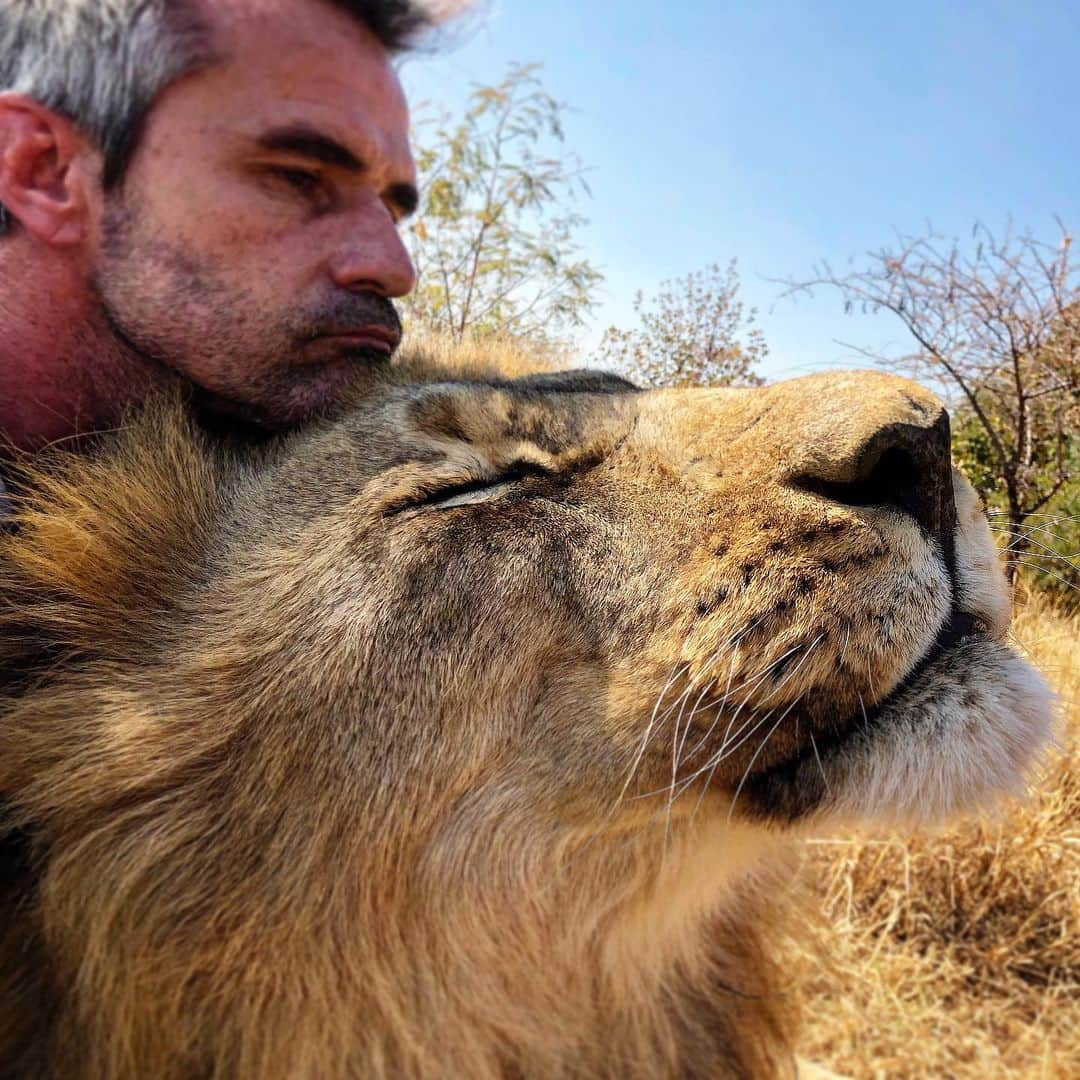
[0,0,437,233]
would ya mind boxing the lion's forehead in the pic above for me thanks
[395,380,638,459]
[337,368,945,484]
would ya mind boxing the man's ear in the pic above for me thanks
[0,91,102,247]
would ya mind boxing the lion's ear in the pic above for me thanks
[0,396,219,667]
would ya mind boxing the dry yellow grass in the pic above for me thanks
[790,594,1080,1079]
[398,327,573,378]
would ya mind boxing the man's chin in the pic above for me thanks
[189,349,391,436]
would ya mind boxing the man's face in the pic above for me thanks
[94,0,419,428]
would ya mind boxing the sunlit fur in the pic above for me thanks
[0,358,1053,1078]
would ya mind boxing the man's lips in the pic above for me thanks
[309,325,401,355]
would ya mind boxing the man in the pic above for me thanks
[0,0,445,479]
[0,0,444,966]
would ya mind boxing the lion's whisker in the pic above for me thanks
[681,645,743,763]
[726,692,808,824]
[660,634,813,779]
[1012,559,1080,593]
[666,638,825,806]
[838,623,852,670]
[713,641,823,761]
[613,660,687,813]
[985,510,1079,522]
[990,519,1079,543]
[992,530,1080,560]
[667,638,736,785]
[808,728,829,794]
[715,637,824,759]
[687,644,769,822]
[676,645,804,766]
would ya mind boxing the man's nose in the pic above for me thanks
[328,204,417,298]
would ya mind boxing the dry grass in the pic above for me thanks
[398,327,573,378]
[790,594,1080,1078]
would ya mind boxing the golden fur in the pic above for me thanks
[0,356,1053,1078]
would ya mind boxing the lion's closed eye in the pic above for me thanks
[425,479,515,510]
[388,460,554,515]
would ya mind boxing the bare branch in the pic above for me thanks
[783,220,1080,589]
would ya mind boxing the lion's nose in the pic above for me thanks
[794,412,955,552]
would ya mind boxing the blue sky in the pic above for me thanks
[400,1,1080,381]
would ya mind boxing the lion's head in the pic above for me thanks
[0,359,1053,1078]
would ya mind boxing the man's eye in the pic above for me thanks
[269,167,326,201]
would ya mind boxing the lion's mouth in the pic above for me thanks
[739,602,1054,826]
[747,607,988,786]
[851,607,986,731]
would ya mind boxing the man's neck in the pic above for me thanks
[0,237,159,455]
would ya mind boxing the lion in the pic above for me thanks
[0,356,1054,1079]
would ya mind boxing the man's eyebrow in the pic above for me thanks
[254,125,419,218]
[255,125,365,171]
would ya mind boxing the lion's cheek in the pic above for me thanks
[818,639,1055,824]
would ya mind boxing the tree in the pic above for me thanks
[788,222,1080,586]
[593,260,767,388]
[404,64,602,346]
[952,405,1078,607]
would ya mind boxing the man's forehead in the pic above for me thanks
[201,0,409,118]
[190,0,412,166]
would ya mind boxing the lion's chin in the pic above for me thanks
[742,633,1056,826]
